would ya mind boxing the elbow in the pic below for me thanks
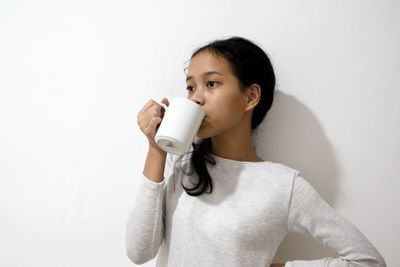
[349,254,387,267]
[125,221,163,264]
[374,255,387,267]
[125,236,160,265]
[367,249,387,267]
[126,246,153,265]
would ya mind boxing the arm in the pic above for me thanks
[125,147,168,264]
[138,97,170,182]
[125,98,170,264]
[285,175,386,267]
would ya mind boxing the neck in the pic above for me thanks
[210,129,263,163]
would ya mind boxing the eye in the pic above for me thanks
[186,85,195,92]
[207,81,219,88]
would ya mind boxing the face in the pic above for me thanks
[185,51,250,139]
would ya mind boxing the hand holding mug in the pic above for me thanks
[137,97,170,150]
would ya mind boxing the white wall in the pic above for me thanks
[0,0,398,266]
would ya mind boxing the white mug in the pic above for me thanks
[155,97,206,155]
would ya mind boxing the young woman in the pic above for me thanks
[126,37,386,266]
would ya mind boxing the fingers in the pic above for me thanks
[137,99,156,118]
[144,116,162,137]
[137,100,157,124]
[138,98,169,118]
[137,98,169,141]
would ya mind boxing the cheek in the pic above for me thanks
[208,106,241,129]
[203,90,246,128]
[197,106,243,139]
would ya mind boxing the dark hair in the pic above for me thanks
[180,36,276,196]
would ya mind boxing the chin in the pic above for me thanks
[196,130,217,141]
[195,133,207,140]
[196,128,210,140]
[195,122,218,140]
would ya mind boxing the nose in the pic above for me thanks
[189,87,205,106]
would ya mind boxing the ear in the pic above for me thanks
[244,84,261,112]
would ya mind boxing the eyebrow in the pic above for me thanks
[186,71,223,82]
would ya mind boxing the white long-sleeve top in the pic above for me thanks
[126,153,386,266]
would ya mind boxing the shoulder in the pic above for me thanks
[265,161,301,181]
[270,165,320,201]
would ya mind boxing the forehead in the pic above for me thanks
[187,51,233,76]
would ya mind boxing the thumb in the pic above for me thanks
[161,97,169,107]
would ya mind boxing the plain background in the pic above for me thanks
[0,0,399,266]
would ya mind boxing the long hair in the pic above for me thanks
[180,36,276,196]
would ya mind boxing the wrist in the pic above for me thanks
[143,144,167,183]
[148,143,167,157]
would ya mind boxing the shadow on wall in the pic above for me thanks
[253,90,341,261]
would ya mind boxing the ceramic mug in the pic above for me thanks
[155,97,206,155]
